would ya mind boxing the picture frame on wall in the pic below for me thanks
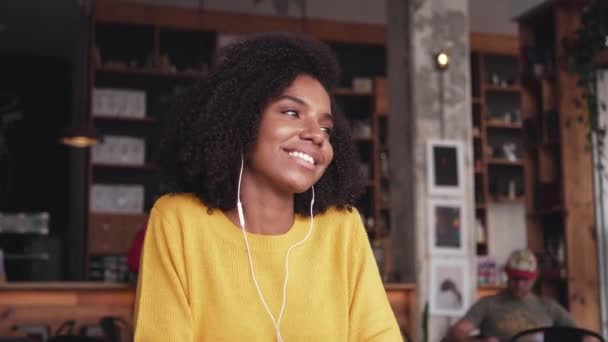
[427,139,465,196]
[428,198,467,256]
[429,258,470,317]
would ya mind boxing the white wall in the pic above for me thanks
[469,0,517,34]
[487,203,527,266]
[509,0,548,20]
[125,0,385,23]
[127,0,520,34]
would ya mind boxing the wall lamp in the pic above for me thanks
[435,51,450,71]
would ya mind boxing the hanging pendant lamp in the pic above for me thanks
[60,0,101,148]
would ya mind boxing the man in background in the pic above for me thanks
[444,248,575,342]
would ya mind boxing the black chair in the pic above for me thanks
[509,326,605,342]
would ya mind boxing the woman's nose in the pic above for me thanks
[300,120,325,145]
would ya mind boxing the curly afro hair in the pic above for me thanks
[158,32,364,215]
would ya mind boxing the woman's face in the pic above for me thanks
[246,74,334,195]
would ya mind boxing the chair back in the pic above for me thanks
[509,326,605,342]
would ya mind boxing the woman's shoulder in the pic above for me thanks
[316,206,362,223]
[314,206,365,239]
[151,193,210,223]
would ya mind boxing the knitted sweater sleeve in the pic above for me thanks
[347,210,403,341]
[133,206,194,342]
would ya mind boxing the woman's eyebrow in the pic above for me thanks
[278,95,333,119]
[277,95,306,106]
[322,112,334,121]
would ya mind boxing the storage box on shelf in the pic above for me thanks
[0,212,62,281]
[470,33,525,257]
[517,1,600,329]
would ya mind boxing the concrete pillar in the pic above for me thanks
[387,0,474,340]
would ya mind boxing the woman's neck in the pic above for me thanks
[228,175,295,235]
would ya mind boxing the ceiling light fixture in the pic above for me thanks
[60,0,101,148]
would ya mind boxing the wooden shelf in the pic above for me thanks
[486,121,523,129]
[333,88,373,97]
[525,140,561,149]
[353,136,373,143]
[89,212,148,219]
[93,163,156,171]
[88,6,394,287]
[517,4,601,323]
[487,158,524,166]
[0,226,49,235]
[538,269,566,281]
[491,196,524,204]
[93,116,158,124]
[471,35,526,260]
[96,65,206,79]
[484,84,522,93]
[528,205,566,217]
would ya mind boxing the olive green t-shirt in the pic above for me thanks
[463,291,576,342]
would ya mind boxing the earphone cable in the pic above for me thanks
[237,155,315,342]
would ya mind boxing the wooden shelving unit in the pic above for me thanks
[334,78,392,279]
[516,1,600,330]
[96,65,207,79]
[484,84,522,93]
[93,116,158,124]
[86,5,218,283]
[470,33,525,256]
[92,163,157,171]
[85,0,391,282]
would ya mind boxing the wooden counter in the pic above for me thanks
[0,282,135,338]
[0,282,497,339]
[385,283,417,339]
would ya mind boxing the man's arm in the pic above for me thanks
[443,296,500,342]
[544,298,576,327]
[444,319,498,342]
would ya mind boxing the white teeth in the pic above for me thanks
[288,151,314,165]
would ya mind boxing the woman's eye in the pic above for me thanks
[282,109,299,117]
[321,127,333,136]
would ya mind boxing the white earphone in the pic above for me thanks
[237,154,315,342]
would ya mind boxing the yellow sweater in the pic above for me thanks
[134,194,402,341]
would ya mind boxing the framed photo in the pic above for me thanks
[428,198,467,256]
[427,139,465,196]
[429,258,470,316]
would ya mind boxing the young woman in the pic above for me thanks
[134,32,402,341]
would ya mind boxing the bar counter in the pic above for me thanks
[0,282,497,338]
[0,282,134,338]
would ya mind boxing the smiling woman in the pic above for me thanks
[246,75,335,203]
[133,33,402,341]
